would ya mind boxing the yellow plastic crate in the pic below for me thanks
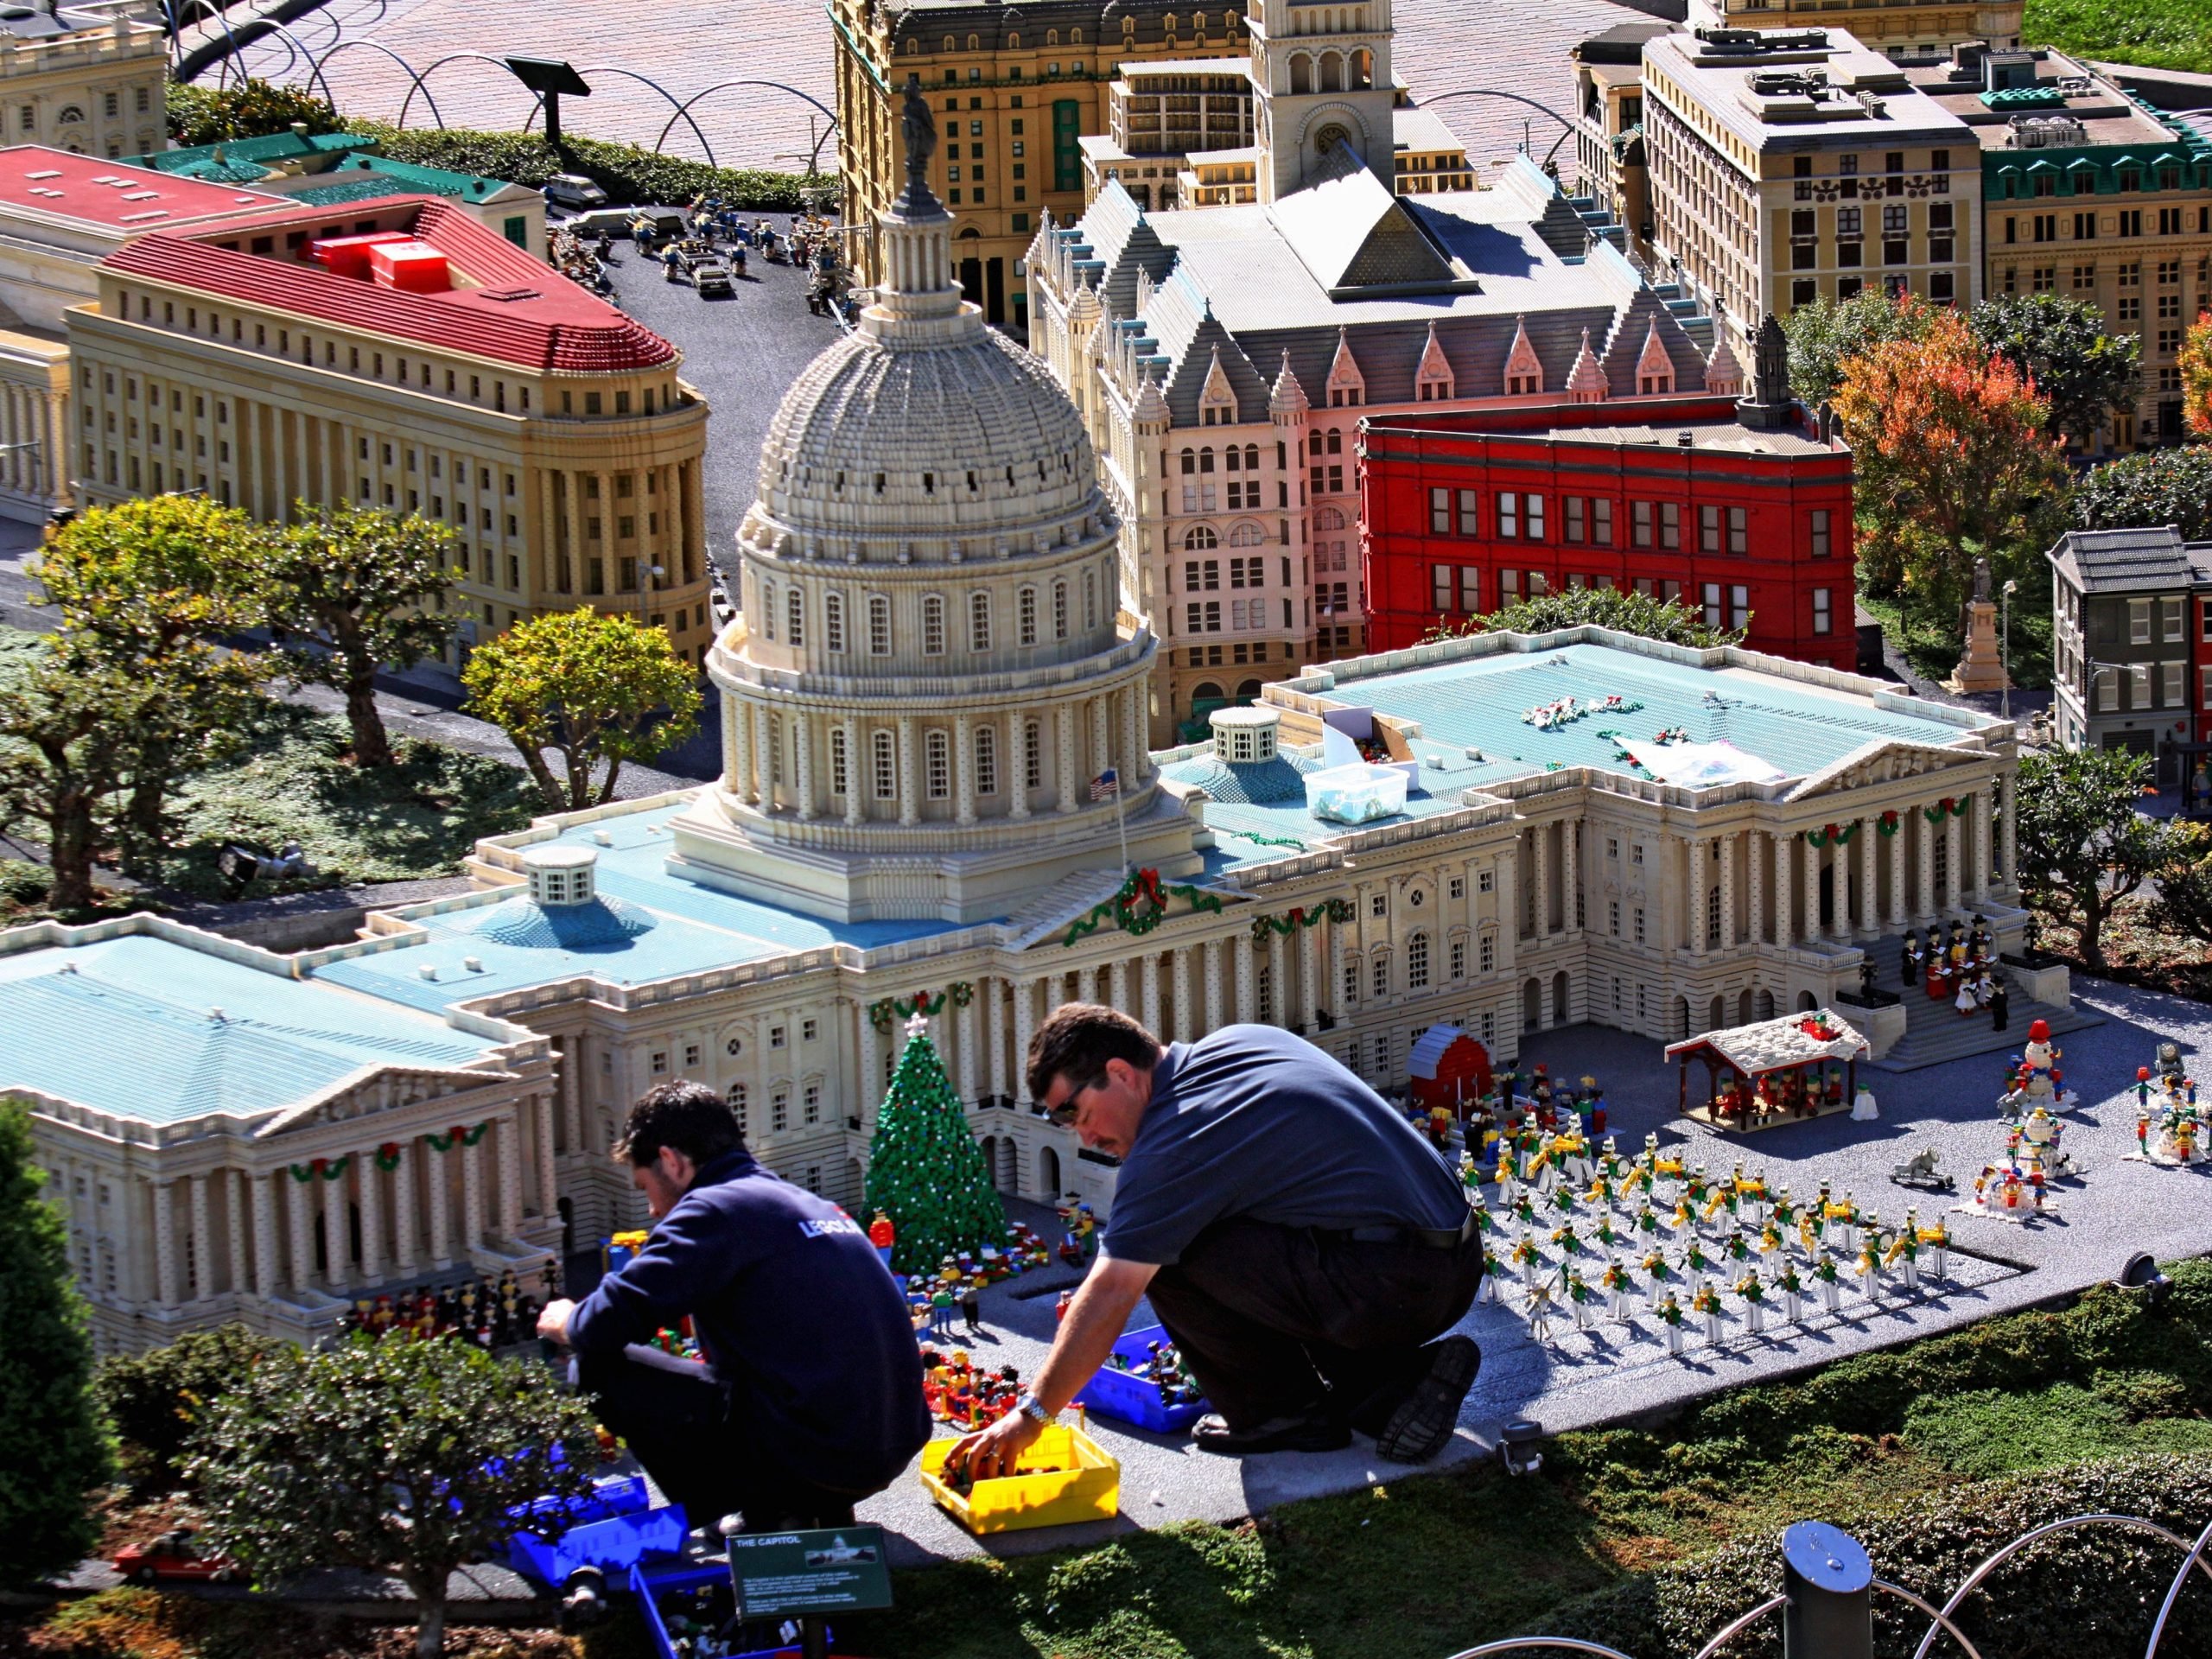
[918,1422,1121,1535]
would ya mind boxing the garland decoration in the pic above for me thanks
[1062,867,1225,946]
[1237,832,1309,851]
[1249,897,1355,943]
[1804,820,1860,849]
[1652,727,1690,745]
[424,1122,492,1154]
[867,982,976,1033]
[1923,796,1970,823]
[1877,809,1901,838]
[289,1154,351,1183]
[373,1141,403,1172]
[1522,693,1643,732]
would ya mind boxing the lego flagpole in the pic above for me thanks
[1115,778,1130,878]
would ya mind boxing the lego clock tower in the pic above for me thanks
[1247,0,1398,203]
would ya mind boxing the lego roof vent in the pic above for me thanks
[521,843,598,907]
[479,286,543,302]
[1211,704,1281,765]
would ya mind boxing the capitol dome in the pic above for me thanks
[668,88,1201,925]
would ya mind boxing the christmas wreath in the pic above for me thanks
[868,982,976,1033]
[289,1154,352,1183]
[1877,809,1901,838]
[1249,896,1354,943]
[1063,867,1224,946]
[1923,797,1970,823]
[373,1142,403,1172]
[424,1122,491,1154]
[1805,821,1859,849]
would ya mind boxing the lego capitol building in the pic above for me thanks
[3,94,2051,1357]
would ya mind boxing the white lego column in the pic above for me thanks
[391,1141,416,1276]
[1013,977,1037,1102]
[1887,810,1907,929]
[1688,836,1706,955]
[188,1173,212,1300]
[1267,929,1287,1024]
[1172,945,1194,1041]
[358,1151,384,1287]
[251,1170,276,1299]
[322,1160,349,1287]
[1718,832,1736,948]
[858,1007,881,1124]
[461,1133,486,1260]
[1236,932,1257,1023]
[957,986,980,1101]
[426,1140,452,1268]
[151,1179,179,1307]
[225,1171,248,1300]
[1859,821,1878,938]
[1774,830,1793,945]
[1142,950,1164,1035]
[537,1095,559,1224]
[287,1170,314,1292]
[498,1114,524,1241]
[1204,938,1226,1033]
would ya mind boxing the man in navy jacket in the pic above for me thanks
[539,1081,928,1530]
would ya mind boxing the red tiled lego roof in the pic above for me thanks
[0,144,290,229]
[101,196,677,375]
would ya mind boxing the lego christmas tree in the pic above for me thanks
[864,1014,1008,1276]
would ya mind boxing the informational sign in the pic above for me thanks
[727,1525,893,1620]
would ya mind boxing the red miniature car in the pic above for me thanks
[111,1527,238,1586]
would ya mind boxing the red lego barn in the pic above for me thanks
[1358,394,1858,673]
[1410,1022,1493,1116]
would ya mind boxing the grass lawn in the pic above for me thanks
[0,623,535,915]
[2026,0,2212,75]
[1857,587,2053,692]
[29,1266,2212,1659]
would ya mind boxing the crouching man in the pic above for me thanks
[539,1081,929,1530]
[950,1007,1482,1478]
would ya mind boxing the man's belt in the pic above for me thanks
[1329,1211,1477,1249]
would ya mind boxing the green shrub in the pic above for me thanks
[1545,1453,2212,1659]
[96,1323,271,1489]
[346,121,816,212]
[0,857,48,905]
[168,77,344,146]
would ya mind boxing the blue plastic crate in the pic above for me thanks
[510,1472,649,1528]
[510,1501,689,1588]
[1072,1324,1206,1433]
[631,1563,823,1659]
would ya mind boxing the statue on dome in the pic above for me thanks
[901,73,938,188]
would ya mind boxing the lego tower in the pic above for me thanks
[1247,0,1399,203]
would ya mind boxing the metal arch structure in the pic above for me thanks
[392,51,542,134]
[163,0,250,88]
[1413,86,1580,174]
[303,37,445,129]
[1908,1512,2212,1659]
[651,79,841,174]
[1686,1594,1791,1658]
[518,65,716,165]
[1443,1641,1640,1659]
[1874,1580,1986,1659]
[226,16,359,101]
[2143,1513,2212,1658]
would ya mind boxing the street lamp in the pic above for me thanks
[2000,578,2018,721]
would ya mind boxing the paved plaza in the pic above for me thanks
[186,0,1648,177]
[853,973,2212,1566]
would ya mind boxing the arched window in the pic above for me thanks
[1192,680,1224,701]
[1408,931,1430,989]
[1180,448,1197,474]
[1320,51,1344,91]
[1007,31,1020,47]
[726,1081,748,1135]
[785,587,804,647]
[1185,524,1218,550]
[1291,54,1313,94]
[57,105,83,124]
[1046,27,1058,43]
[925,729,950,798]
[975,724,998,793]
[1243,443,1261,471]
[823,591,846,652]
[1052,580,1069,639]
[967,32,979,49]
[1019,586,1038,645]
[1315,505,1348,531]
[760,580,776,639]
[830,727,849,796]
[868,594,892,655]
[1023,720,1044,789]
[922,594,946,654]
[1371,952,1389,998]
[1236,677,1262,699]
[1070,25,1081,41]
[969,590,991,651]
[1198,447,1216,474]
[871,729,896,798]
[1229,522,1265,546]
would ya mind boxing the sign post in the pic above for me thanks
[726,1525,894,1659]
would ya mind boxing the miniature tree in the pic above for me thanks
[863,1014,1007,1277]
[0,1096,112,1586]
[188,1334,599,1659]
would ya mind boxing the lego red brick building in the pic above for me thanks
[1359,394,1858,673]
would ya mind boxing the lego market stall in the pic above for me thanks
[1668,1010,1869,1133]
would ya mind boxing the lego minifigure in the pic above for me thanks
[1659,1289,1686,1357]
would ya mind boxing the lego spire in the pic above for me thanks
[1566,326,1609,403]
[1501,313,1541,394]
[1269,348,1309,415]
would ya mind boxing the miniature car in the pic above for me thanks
[543,174,609,210]
[691,259,734,297]
[111,1527,238,1585]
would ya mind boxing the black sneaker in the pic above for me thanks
[1191,1411,1351,1456]
[1373,1336,1480,1464]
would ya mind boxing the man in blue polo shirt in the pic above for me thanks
[538,1081,928,1531]
[950,1007,1482,1478]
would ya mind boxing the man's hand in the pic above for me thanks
[944,1408,1043,1484]
[537,1298,575,1344]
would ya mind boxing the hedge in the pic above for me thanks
[1541,1454,2212,1659]
[345,120,819,213]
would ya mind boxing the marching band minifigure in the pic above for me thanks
[1777,1259,1805,1323]
[1736,1269,1768,1336]
[1659,1288,1686,1356]
[1643,1246,1676,1310]
[1692,1280,1725,1345]
[1815,1253,1842,1313]
[1566,1264,1595,1330]
[1602,1255,1633,1319]
[1525,1274,1560,1344]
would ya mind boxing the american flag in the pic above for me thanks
[1090,768,1120,801]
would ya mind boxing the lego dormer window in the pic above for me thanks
[523,845,597,906]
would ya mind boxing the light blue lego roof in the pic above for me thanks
[313,801,981,1012]
[1167,643,1979,857]
[0,933,504,1123]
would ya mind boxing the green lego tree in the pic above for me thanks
[863,1016,1007,1277]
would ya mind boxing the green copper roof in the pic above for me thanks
[124,130,376,173]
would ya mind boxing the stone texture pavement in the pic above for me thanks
[188,0,1656,178]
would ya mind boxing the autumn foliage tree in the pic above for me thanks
[2182,309,2212,441]
[1832,305,2070,618]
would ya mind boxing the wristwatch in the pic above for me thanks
[1014,1392,1054,1427]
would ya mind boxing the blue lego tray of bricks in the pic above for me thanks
[631,1563,832,1659]
[1073,1323,1207,1433]
[511,1501,690,1588]
[509,1472,649,1529]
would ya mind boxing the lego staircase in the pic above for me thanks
[1859,934,2101,1073]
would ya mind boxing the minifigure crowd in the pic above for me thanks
[334,1267,550,1351]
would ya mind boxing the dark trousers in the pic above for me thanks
[1143,1217,1485,1431]
[577,1344,860,1534]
